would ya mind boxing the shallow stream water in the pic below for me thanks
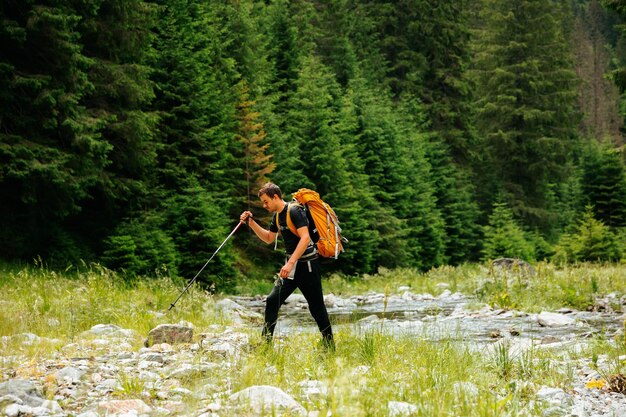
[233,293,625,346]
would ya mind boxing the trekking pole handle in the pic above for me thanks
[168,221,244,311]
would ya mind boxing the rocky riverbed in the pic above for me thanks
[2,288,626,416]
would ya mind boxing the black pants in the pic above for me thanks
[263,258,334,347]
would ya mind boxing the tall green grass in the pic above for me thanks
[323,262,626,313]
[2,262,626,416]
[0,261,221,344]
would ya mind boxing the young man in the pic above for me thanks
[240,182,334,349]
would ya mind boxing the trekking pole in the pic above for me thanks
[168,221,244,311]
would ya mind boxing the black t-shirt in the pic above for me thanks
[269,202,311,254]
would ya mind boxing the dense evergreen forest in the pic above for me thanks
[2,0,626,290]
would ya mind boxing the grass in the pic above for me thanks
[321,262,626,313]
[1,261,626,416]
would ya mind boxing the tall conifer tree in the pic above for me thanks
[581,143,626,228]
[143,0,241,282]
[472,0,580,231]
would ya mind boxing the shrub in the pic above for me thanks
[553,206,622,263]
[102,217,179,278]
[482,202,535,261]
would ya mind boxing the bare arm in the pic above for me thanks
[280,226,310,278]
[240,211,277,244]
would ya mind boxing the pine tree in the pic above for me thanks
[350,78,445,269]
[603,0,626,93]
[554,205,621,262]
[372,0,477,165]
[285,58,395,273]
[162,180,238,290]
[150,0,238,197]
[482,202,535,261]
[259,0,315,192]
[235,80,275,220]
[355,0,482,265]
[143,0,242,286]
[426,136,483,264]
[331,84,381,273]
[472,0,580,231]
[79,0,159,200]
[0,1,157,263]
[581,143,626,228]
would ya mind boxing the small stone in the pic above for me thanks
[489,330,502,338]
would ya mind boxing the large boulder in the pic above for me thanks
[491,258,536,276]
[145,323,193,347]
[0,380,44,407]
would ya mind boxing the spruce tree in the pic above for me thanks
[235,80,275,221]
[581,143,626,228]
[259,0,314,191]
[482,202,535,261]
[372,0,477,165]
[0,1,157,263]
[350,78,445,269]
[472,0,580,231]
[603,0,626,93]
[331,84,381,273]
[554,205,621,262]
[0,2,98,260]
[142,0,243,285]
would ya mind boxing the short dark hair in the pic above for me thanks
[258,182,282,199]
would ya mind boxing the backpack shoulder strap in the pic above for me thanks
[285,202,298,235]
[273,212,279,250]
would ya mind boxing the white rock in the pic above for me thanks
[299,380,328,398]
[438,289,452,298]
[207,342,237,356]
[98,399,152,414]
[4,404,20,417]
[453,381,479,398]
[86,324,122,335]
[55,366,85,383]
[536,386,572,406]
[388,400,418,416]
[568,404,588,417]
[228,385,305,415]
[537,312,575,327]
[215,299,246,312]
[40,399,63,413]
[285,293,307,304]
[76,412,99,417]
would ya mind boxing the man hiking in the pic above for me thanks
[240,182,335,350]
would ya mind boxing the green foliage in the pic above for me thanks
[603,0,626,93]
[471,0,580,231]
[2,0,626,280]
[102,216,179,278]
[372,0,477,164]
[234,80,275,214]
[553,206,622,263]
[581,143,626,228]
[482,202,535,261]
[162,182,237,291]
[0,2,106,258]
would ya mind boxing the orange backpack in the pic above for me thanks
[285,188,346,259]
